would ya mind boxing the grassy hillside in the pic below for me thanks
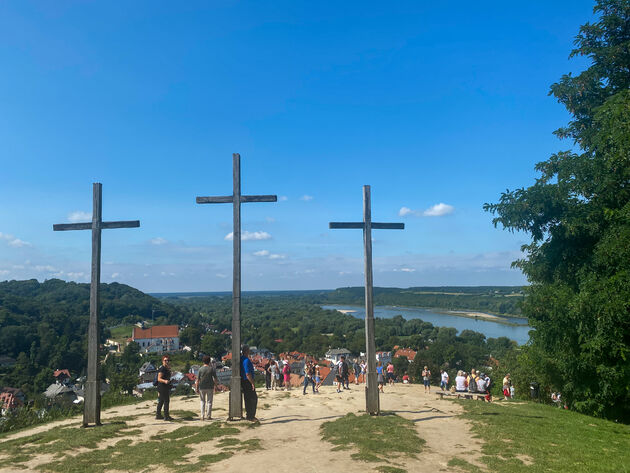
[451,401,630,472]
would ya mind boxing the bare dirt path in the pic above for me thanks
[1,384,483,473]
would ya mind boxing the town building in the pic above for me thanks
[0,387,25,414]
[132,325,180,354]
[324,348,351,363]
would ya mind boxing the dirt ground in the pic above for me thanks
[1,383,484,473]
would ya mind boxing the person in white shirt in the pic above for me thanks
[440,370,449,391]
[455,371,467,392]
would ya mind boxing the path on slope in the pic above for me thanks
[0,384,484,473]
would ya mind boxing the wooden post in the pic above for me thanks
[230,154,243,419]
[329,185,404,415]
[53,183,140,427]
[196,153,276,420]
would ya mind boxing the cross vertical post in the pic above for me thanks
[330,185,404,415]
[53,183,140,427]
[196,153,277,420]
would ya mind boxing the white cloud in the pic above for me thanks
[35,265,57,272]
[300,195,314,201]
[150,237,168,245]
[423,203,454,217]
[8,238,30,248]
[0,232,32,248]
[68,211,91,223]
[254,249,285,260]
[111,273,120,278]
[216,273,227,279]
[0,270,9,276]
[225,231,272,241]
[279,196,288,201]
[67,272,86,279]
[393,267,416,273]
[398,203,454,218]
[266,217,276,223]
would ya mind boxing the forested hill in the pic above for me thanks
[0,279,191,397]
[321,286,525,316]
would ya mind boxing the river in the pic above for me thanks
[322,304,531,345]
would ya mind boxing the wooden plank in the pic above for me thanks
[197,196,234,204]
[363,185,379,415]
[53,223,92,231]
[101,220,140,229]
[329,222,364,229]
[85,182,102,426]
[372,222,404,230]
[230,153,243,420]
[240,195,277,203]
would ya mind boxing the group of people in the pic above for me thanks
[454,369,493,402]
[263,357,293,391]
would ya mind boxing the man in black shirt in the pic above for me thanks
[156,354,173,421]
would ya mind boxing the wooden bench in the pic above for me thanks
[435,390,487,401]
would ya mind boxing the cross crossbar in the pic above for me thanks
[53,221,140,231]
[196,195,277,204]
[329,222,405,230]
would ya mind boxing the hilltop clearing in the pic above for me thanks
[1,384,627,473]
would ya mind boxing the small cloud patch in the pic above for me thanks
[225,231,272,241]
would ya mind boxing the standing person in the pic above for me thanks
[440,370,449,391]
[240,345,258,421]
[156,355,173,421]
[377,362,385,393]
[483,373,492,402]
[270,358,279,391]
[264,359,271,390]
[467,369,478,393]
[502,374,511,400]
[353,360,361,385]
[314,365,322,392]
[276,359,284,389]
[195,355,219,421]
[386,362,395,386]
[360,361,367,384]
[302,361,315,395]
[422,365,431,393]
[340,356,350,390]
[282,359,291,391]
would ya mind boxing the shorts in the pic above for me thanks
[387,372,395,381]
[315,376,321,383]
[423,379,430,387]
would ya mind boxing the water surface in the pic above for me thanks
[322,304,531,345]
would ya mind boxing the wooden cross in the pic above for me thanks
[329,185,404,415]
[196,153,277,420]
[53,183,140,427]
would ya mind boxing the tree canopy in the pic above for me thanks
[484,0,630,422]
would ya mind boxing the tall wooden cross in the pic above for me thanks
[330,185,404,415]
[196,153,277,420]
[53,183,140,427]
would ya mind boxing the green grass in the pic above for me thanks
[454,401,630,473]
[321,412,424,463]
[107,324,135,341]
[376,467,407,473]
[0,419,261,473]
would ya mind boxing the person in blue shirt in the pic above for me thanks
[240,345,258,421]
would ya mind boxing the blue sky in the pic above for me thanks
[0,1,595,292]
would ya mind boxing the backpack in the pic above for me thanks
[153,373,159,387]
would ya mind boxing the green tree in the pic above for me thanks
[484,0,630,422]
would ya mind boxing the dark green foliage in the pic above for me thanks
[484,0,630,422]
[0,279,192,399]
